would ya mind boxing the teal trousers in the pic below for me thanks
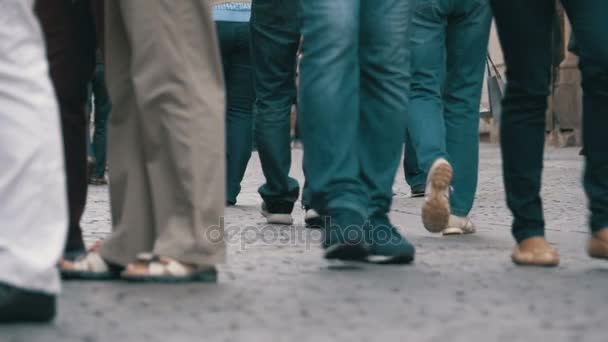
[217,20,255,205]
[299,0,414,217]
[250,0,300,208]
[406,0,491,216]
[404,127,426,189]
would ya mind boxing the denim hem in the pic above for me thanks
[591,221,608,234]
[513,228,545,244]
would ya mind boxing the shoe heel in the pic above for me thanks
[266,214,294,225]
[430,163,453,189]
[423,162,453,233]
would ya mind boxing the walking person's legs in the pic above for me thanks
[0,0,67,322]
[359,0,416,263]
[407,0,490,235]
[218,21,255,206]
[62,0,226,281]
[559,0,608,259]
[406,0,452,233]
[441,0,491,234]
[35,0,96,259]
[87,0,157,271]
[107,0,226,271]
[300,0,369,260]
[300,0,416,262]
[491,0,559,266]
[251,0,300,225]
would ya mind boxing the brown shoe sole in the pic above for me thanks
[512,255,560,267]
[588,236,608,260]
[422,162,452,233]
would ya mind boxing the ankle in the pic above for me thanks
[592,228,608,241]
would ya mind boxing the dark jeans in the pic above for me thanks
[491,0,608,242]
[250,0,300,210]
[88,59,111,178]
[35,0,96,253]
[217,20,255,205]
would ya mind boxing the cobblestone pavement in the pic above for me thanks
[4,144,608,342]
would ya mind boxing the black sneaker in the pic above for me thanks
[260,201,294,225]
[89,176,108,186]
[323,209,370,261]
[0,283,56,323]
[410,184,426,198]
[365,213,415,265]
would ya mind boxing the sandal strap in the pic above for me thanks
[88,240,105,253]
[135,253,191,276]
[136,252,161,263]
[70,251,110,272]
[150,260,190,276]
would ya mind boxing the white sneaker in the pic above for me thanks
[422,158,452,233]
[304,208,323,228]
[443,215,476,236]
[260,202,294,225]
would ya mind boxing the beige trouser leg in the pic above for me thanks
[100,0,226,267]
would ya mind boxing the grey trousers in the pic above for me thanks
[100,0,226,267]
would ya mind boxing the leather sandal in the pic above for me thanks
[60,242,123,280]
[512,237,560,267]
[443,215,476,236]
[121,253,218,283]
[588,228,608,260]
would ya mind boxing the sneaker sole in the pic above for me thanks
[442,228,477,236]
[324,243,369,261]
[305,216,324,229]
[442,227,476,236]
[511,249,560,267]
[422,162,452,233]
[261,210,294,225]
[367,254,414,265]
[442,227,464,236]
[511,256,560,267]
[121,271,218,283]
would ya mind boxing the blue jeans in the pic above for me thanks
[406,0,491,216]
[250,0,300,211]
[299,0,414,217]
[404,127,426,189]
